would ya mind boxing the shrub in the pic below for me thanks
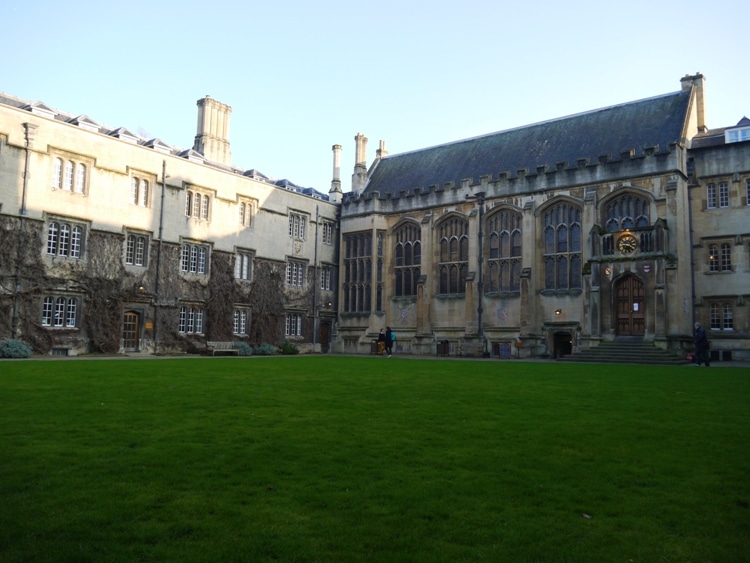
[233,342,253,356]
[253,343,277,356]
[278,341,299,355]
[0,339,33,358]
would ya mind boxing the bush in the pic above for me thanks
[278,341,299,355]
[253,343,277,356]
[233,342,253,356]
[0,339,33,358]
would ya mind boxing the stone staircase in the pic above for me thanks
[560,339,689,365]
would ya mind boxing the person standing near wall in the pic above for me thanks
[694,322,711,367]
[378,328,386,355]
[385,327,394,357]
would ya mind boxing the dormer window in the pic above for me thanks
[725,117,750,144]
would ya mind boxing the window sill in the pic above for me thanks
[539,289,583,297]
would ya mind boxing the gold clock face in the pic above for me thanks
[618,233,638,254]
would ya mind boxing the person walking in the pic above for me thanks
[694,322,711,367]
[377,328,386,355]
[385,327,395,357]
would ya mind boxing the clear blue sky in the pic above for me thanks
[2,0,748,193]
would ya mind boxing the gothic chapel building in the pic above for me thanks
[333,73,750,362]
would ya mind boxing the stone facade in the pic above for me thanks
[334,74,750,362]
[2,74,748,361]
[0,95,338,355]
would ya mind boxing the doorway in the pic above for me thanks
[553,331,572,358]
[614,274,645,336]
[122,311,140,351]
[319,322,331,353]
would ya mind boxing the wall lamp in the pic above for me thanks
[554,309,562,316]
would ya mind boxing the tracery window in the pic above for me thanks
[342,232,372,312]
[394,223,421,297]
[543,203,582,290]
[487,209,521,293]
[438,217,468,295]
[603,193,650,232]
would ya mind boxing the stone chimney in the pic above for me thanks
[376,140,388,160]
[193,96,232,165]
[351,133,368,195]
[680,73,706,133]
[329,144,343,203]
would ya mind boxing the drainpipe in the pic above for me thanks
[687,165,697,334]
[152,160,167,354]
[313,205,320,349]
[11,123,37,339]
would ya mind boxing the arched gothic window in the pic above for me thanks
[487,209,522,293]
[603,193,650,232]
[438,217,468,294]
[543,203,582,290]
[343,232,372,312]
[394,223,421,297]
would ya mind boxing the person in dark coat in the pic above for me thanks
[377,328,386,355]
[385,327,394,357]
[694,322,711,367]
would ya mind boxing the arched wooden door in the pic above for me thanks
[122,311,140,351]
[615,275,645,336]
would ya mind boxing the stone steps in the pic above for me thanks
[560,340,689,365]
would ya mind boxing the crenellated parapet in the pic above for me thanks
[341,142,682,217]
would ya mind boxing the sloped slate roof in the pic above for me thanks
[363,90,692,196]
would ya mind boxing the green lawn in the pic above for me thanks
[1,357,748,562]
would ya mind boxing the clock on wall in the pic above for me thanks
[617,233,638,254]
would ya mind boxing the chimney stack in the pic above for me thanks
[376,140,388,160]
[329,144,343,203]
[681,73,707,133]
[193,96,232,165]
[351,133,368,195]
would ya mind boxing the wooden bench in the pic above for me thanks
[206,341,239,356]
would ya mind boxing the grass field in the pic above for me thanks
[1,356,748,562]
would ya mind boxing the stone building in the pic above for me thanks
[0,94,338,355]
[2,73,748,361]
[334,74,750,362]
